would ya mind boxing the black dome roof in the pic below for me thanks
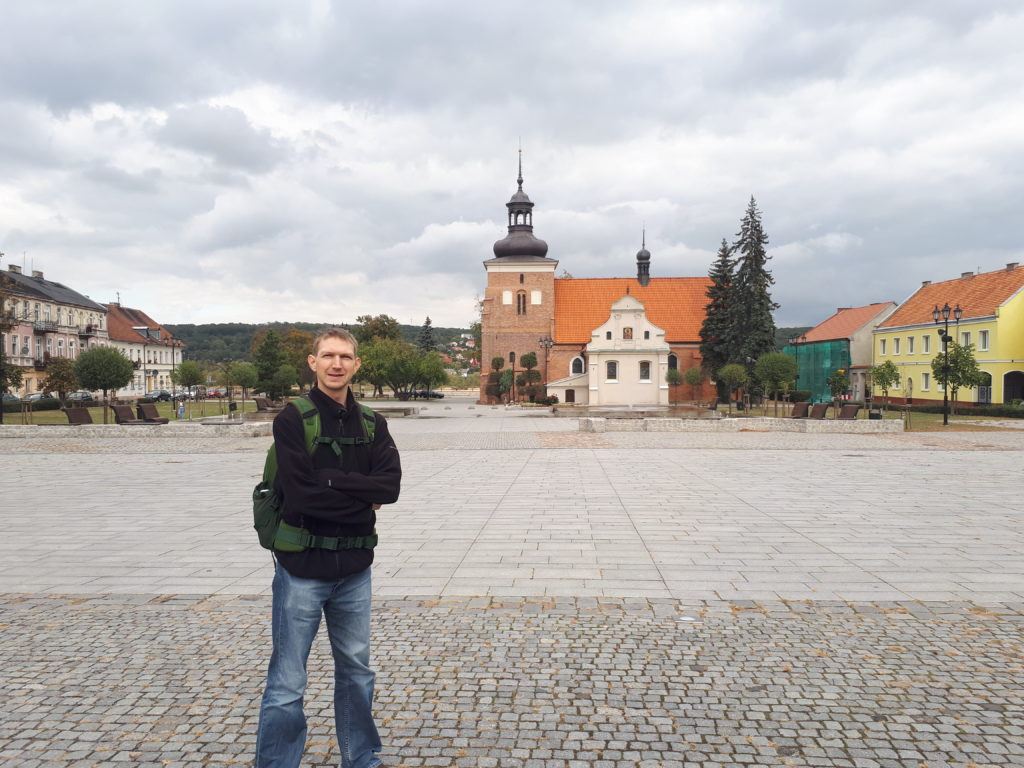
[493,229,549,258]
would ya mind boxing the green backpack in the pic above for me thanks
[252,395,378,552]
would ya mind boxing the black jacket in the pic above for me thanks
[272,386,401,580]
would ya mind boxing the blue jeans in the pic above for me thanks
[256,563,381,768]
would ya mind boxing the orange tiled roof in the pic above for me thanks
[800,302,896,343]
[105,303,182,346]
[878,264,1024,328]
[554,277,711,344]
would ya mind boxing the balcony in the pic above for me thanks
[33,357,49,371]
[33,320,58,334]
[79,324,99,337]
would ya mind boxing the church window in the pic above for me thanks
[606,361,618,381]
[519,274,524,284]
[639,361,651,382]
[644,330,650,340]
[502,290,512,305]
[516,291,527,315]
[605,331,612,340]
[668,354,678,370]
[571,356,585,375]
[623,327,633,340]
[531,290,541,305]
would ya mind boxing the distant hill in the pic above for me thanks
[775,326,813,349]
[165,321,470,363]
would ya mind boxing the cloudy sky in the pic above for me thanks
[2,2,1022,329]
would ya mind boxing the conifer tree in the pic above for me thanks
[731,196,778,367]
[417,316,435,351]
[699,238,735,379]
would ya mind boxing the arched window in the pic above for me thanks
[519,273,524,284]
[668,354,678,370]
[606,361,618,381]
[571,356,585,375]
[516,291,527,315]
[639,361,651,381]
[509,351,516,365]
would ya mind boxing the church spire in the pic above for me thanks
[636,228,651,286]
[492,148,550,259]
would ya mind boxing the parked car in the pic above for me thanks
[413,390,444,399]
[66,390,96,404]
[146,389,174,402]
[2,392,20,405]
[206,387,227,398]
[26,392,54,402]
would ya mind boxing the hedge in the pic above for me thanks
[3,397,62,413]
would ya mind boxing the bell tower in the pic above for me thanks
[478,151,558,403]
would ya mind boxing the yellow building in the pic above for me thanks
[872,263,1024,405]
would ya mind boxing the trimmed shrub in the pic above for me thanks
[4,397,62,413]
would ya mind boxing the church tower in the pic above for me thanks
[479,152,558,403]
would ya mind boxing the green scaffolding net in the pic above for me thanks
[782,340,851,403]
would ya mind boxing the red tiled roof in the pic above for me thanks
[104,304,182,346]
[800,302,896,343]
[553,277,712,344]
[878,264,1024,328]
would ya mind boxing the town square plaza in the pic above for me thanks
[0,402,1022,767]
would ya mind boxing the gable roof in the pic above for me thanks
[800,302,896,343]
[3,268,106,312]
[553,277,711,344]
[878,264,1024,329]
[105,303,182,346]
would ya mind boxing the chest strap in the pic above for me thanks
[274,524,379,551]
[313,435,373,458]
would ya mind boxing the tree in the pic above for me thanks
[717,363,748,416]
[172,360,205,419]
[360,338,420,399]
[42,358,79,403]
[498,369,514,402]
[754,352,797,416]
[269,364,298,400]
[252,329,286,394]
[665,368,683,403]
[228,361,258,406]
[731,197,778,369]
[353,314,401,345]
[516,351,542,401]
[356,339,390,397]
[932,341,983,416]
[0,271,19,424]
[683,367,704,403]
[485,356,505,401]
[281,329,316,390]
[870,360,900,411]
[417,352,447,394]
[75,347,135,423]
[417,316,435,352]
[699,239,736,393]
[826,368,850,417]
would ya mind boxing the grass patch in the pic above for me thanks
[5,400,258,425]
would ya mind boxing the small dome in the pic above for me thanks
[636,246,651,262]
[508,188,532,205]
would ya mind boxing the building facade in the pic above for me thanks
[478,161,715,405]
[104,303,184,397]
[783,302,897,402]
[1,264,109,395]
[872,264,1024,405]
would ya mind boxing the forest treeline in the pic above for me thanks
[166,321,470,362]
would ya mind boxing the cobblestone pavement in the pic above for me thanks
[3,415,1023,766]
[1,593,1022,768]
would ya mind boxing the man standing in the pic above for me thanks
[256,328,401,768]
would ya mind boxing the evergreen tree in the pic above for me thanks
[252,329,286,393]
[731,197,778,368]
[417,316,435,351]
[699,238,735,381]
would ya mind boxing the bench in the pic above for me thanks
[808,403,830,420]
[64,408,94,425]
[111,404,147,425]
[136,402,170,424]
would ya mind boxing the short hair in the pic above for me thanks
[312,328,359,356]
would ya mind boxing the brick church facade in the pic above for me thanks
[478,160,717,405]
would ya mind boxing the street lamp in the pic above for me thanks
[932,302,962,426]
[537,335,554,392]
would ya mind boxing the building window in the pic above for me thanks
[922,372,930,391]
[639,361,651,381]
[893,338,900,355]
[961,331,971,347]
[571,357,585,375]
[668,353,678,370]
[531,290,541,305]
[880,339,887,355]
[979,330,989,351]
[605,331,612,340]
[606,361,618,381]
[907,337,914,354]
[516,291,527,315]
[46,338,52,356]
[502,290,512,305]
[519,273,524,284]
[509,351,515,365]
[922,335,930,354]
[643,330,650,340]
[622,327,633,340]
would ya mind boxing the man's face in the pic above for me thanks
[308,337,361,396]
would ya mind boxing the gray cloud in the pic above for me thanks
[159,104,286,172]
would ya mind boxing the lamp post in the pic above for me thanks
[932,302,962,426]
[538,335,554,393]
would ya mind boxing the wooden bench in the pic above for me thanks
[837,404,862,420]
[808,403,830,420]
[64,408,94,425]
[136,402,169,424]
[789,402,809,419]
[111,404,147,425]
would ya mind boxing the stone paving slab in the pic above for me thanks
[1,594,1021,768]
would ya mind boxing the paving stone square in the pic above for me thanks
[1,404,1023,766]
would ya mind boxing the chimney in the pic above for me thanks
[32,270,43,280]
[837,307,851,312]
[8,264,21,274]
[921,280,931,287]
[1008,262,1019,271]
[961,271,973,278]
